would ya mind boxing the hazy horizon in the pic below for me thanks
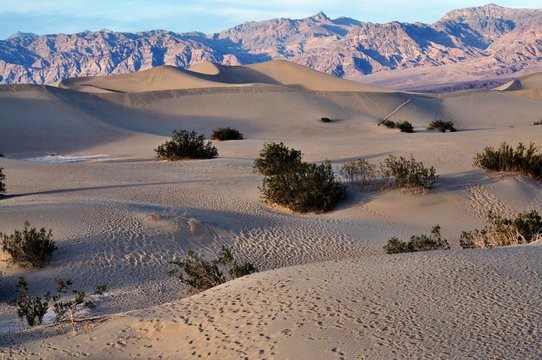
[1,0,541,39]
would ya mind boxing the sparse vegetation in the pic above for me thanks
[396,121,414,133]
[155,130,218,160]
[211,127,244,141]
[460,210,542,249]
[260,161,345,213]
[340,155,438,193]
[533,120,542,126]
[0,167,5,193]
[93,284,108,295]
[320,117,332,123]
[14,277,95,329]
[169,246,257,291]
[254,142,302,176]
[378,119,397,129]
[380,155,437,192]
[378,119,414,132]
[14,277,49,326]
[473,142,542,181]
[339,159,378,188]
[428,119,456,132]
[384,225,450,254]
[1,221,56,268]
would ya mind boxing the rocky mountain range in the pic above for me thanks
[1,4,541,88]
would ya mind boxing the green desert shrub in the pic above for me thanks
[473,142,542,181]
[378,119,397,129]
[396,121,414,133]
[380,155,438,192]
[14,277,94,328]
[155,130,218,160]
[460,210,542,249]
[378,119,414,132]
[427,119,456,132]
[320,117,332,123]
[1,221,56,268]
[254,142,302,176]
[339,159,378,188]
[384,225,450,254]
[94,284,108,295]
[211,127,244,141]
[14,277,50,327]
[0,167,5,193]
[533,120,542,126]
[169,246,257,291]
[260,161,345,213]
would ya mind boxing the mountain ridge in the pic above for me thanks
[1,4,541,88]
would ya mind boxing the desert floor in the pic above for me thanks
[1,61,541,359]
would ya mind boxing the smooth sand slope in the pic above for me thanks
[1,63,542,359]
[60,60,390,93]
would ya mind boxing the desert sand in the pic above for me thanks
[1,60,541,359]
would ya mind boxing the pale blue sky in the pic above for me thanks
[0,1,540,39]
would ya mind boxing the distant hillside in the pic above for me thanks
[0,4,541,88]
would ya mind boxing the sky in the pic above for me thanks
[0,0,541,39]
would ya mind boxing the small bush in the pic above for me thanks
[0,167,5,193]
[378,120,414,133]
[155,130,218,160]
[14,277,50,326]
[14,277,95,328]
[52,279,95,326]
[260,161,345,213]
[460,210,542,249]
[384,225,450,254]
[320,117,332,123]
[378,119,397,129]
[396,121,414,133]
[169,246,257,291]
[533,120,542,126]
[254,142,302,176]
[473,142,542,181]
[211,127,244,141]
[428,119,456,132]
[1,221,56,268]
[339,159,378,188]
[94,284,108,295]
[380,155,438,192]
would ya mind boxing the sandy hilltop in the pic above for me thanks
[0,60,542,359]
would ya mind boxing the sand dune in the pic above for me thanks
[1,60,542,358]
[496,72,542,91]
[4,246,541,359]
[60,60,390,93]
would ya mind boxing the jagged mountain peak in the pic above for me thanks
[307,11,330,22]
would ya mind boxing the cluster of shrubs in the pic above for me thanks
[533,120,542,126]
[474,142,542,181]
[14,277,105,329]
[254,142,345,213]
[427,120,456,132]
[384,209,541,254]
[384,225,450,254]
[155,127,245,160]
[460,210,542,249]
[211,127,244,141]
[378,119,414,133]
[169,246,257,291]
[340,155,437,193]
[155,130,218,160]
[1,221,56,268]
